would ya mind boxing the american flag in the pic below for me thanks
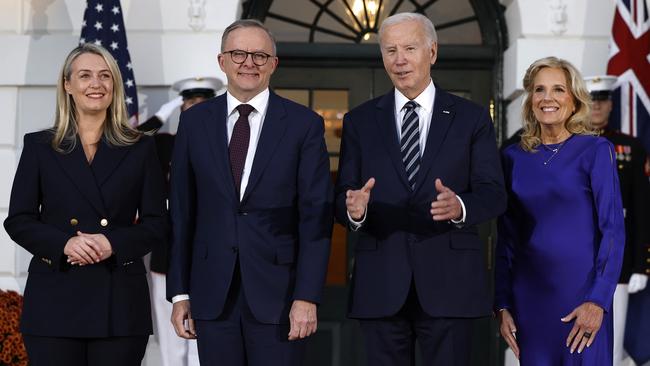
[607,0,650,153]
[80,0,138,124]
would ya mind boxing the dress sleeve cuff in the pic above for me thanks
[347,207,367,231]
[450,195,467,224]
[172,294,190,303]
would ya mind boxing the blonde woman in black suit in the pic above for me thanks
[4,43,167,366]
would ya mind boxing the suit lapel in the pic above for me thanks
[52,139,108,217]
[241,92,288,204]
[202,94,238,200]
[91,139,130,186]
[376,92,411,190]
[415,88,455,191]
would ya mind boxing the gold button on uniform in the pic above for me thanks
[70,218,78,226]
[100,218,108,227]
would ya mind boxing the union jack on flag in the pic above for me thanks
[80,0,138,124]
[607,0,650,152]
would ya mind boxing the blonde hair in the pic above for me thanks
[520,56,595,152]
[52,43,140,153]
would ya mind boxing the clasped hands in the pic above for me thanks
[345,177,461,222]
[499,301,604,359]
[63,231,113,265]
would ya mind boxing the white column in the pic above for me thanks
[501,0,616,138]
[0,0,242,292]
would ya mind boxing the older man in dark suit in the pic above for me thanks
[167,19,333,366]
[335,12,506,366]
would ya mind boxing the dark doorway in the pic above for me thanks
[242,1,508,365]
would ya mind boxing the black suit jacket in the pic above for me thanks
[335,88,506,318]
[167,92,333,324]
[4,131,167,337]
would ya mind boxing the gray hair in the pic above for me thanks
[379,12,437,45]
[221,19,277,55]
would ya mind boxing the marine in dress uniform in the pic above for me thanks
[137,76,222,366]
[585,75,650,365]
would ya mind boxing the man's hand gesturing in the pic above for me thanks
[346,178,375,220]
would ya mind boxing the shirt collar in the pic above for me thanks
[226,88,270,117]
[394,79,436,113]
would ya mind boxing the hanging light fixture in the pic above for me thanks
[344,0,385,41]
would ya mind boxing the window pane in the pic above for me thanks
[312,89,348,172]
[274,88,310,107]
[312,89,349,286]
[265,0,481,44]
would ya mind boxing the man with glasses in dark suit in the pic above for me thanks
[167,19,333,366]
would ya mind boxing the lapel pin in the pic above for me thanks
[442,110,450,114]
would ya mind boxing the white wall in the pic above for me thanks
[0,1,630,364]
[502,0,616,137]
[0,1,240,363]
[0,0,240,291]
[1,0,620,293]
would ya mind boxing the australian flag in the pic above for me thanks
[80,0,138,124]
[607,0,650,152]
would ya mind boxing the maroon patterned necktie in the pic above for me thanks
[229,104,254,196]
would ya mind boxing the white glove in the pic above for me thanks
[154,96,183,123]
[628,273,648,294]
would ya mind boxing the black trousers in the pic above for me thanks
[22,334,148,366]
[195,260,306,366]
[359,281,473,366]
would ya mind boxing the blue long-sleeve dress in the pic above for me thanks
[495,134,625,365]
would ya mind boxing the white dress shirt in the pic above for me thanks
[348,80,466,229]
[226,89,270,201]
[393,79,436,154]
[172,88,270,304]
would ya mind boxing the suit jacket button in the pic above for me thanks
[100,218,108,227]
[231,246,239,253]
[70,218,78,226]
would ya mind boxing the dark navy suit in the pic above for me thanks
[335,88,506,365]
[4,131,167,365]
[167,91,333,364]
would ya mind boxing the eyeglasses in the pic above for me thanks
[222,50,273,66]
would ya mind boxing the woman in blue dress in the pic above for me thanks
[495,56,625,365]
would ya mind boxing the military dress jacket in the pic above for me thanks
[602,128,650,282]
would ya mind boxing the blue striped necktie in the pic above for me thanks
[401,101,420,190]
